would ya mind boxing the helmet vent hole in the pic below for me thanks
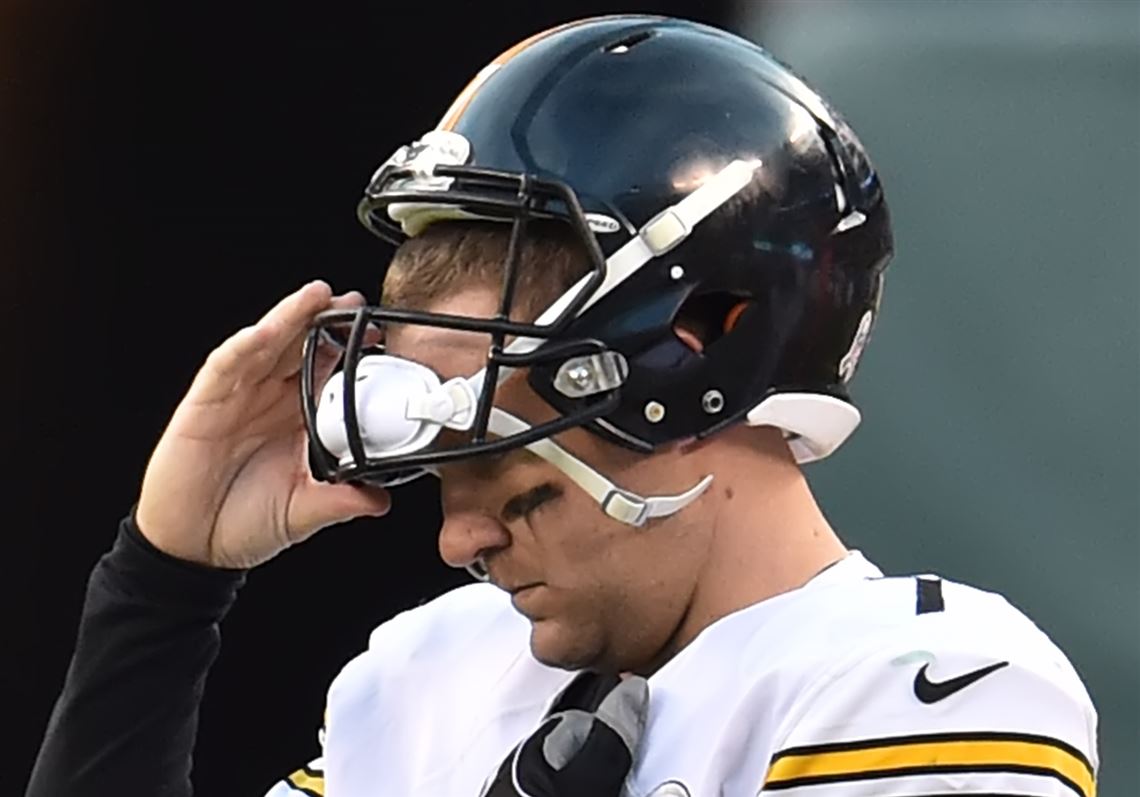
[673,292,754,352]
[604,31,654,54]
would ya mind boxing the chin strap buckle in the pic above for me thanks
[601,475,715,527]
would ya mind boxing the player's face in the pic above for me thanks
[383,286,713,673]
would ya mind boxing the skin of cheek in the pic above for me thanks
[522,484,709,673]
[484,374,713,670]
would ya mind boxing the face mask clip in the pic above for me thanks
[405,376,477,430]
[552,351,629,399]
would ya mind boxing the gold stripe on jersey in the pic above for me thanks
[763,731,1094,797]
[284,764,325,797]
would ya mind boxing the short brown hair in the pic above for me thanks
[381,220,592,322]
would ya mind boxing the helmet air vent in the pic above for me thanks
[604,30,654,54]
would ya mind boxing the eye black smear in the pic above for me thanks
[502,482,563,522]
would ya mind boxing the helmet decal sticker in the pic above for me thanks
[839,310,874,384]
[584,212,622,233]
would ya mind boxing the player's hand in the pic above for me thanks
[481,675,649,797]
[135,280,391,569]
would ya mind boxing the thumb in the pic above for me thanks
[540,676,650,769]
[593,675,650,756]
[535,677,649,790]
[288,480,392,540]
[541,711,594,770]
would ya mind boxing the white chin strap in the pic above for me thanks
[488,408,713,528]
[464,409,713,583]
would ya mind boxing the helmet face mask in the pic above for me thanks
[302,15,894,490]
[304,163,619,488]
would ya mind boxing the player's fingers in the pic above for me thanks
[261,279,334,330]
[316,303,385,354]
[286,478,392,541]
[514,710,632,796]
[254,280,336,371]
[308,335,345,395]
[533,684,646,795]
[593,676,649,755]
[273,290,367,383]
[540,712,592,769]
[192,323,276,402]
[307,305,385,397]
[201,324,266,380]
[331,290,368,312]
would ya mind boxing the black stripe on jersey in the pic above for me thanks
[283,782,322,797]
[770,730,1093,774]
[916,577,944,614]
[764,762,1087,796]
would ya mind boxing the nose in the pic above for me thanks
[437,508,510,569]
[437,477,511,568]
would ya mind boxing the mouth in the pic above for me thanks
[507,582,546,615]
[505,581,543,596]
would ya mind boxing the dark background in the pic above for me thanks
[5,1,1137,795]
[2,1,735,794]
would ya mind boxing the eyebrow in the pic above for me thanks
[501,482,563,523]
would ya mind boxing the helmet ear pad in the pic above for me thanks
[671,323,705,355]
[527,193,881,455]
[523,255,776,451]
[670,292,757,353]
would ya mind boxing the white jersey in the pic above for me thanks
[267,552,1098,797]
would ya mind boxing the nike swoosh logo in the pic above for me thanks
[913,661,1009,704]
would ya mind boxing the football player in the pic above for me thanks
[29,16,1098,797]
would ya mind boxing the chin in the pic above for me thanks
[528,618,607,671]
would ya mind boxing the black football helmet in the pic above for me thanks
[301,15,892,518]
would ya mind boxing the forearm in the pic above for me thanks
[27,512,245,797]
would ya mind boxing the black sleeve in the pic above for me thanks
[26,512,246,797]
